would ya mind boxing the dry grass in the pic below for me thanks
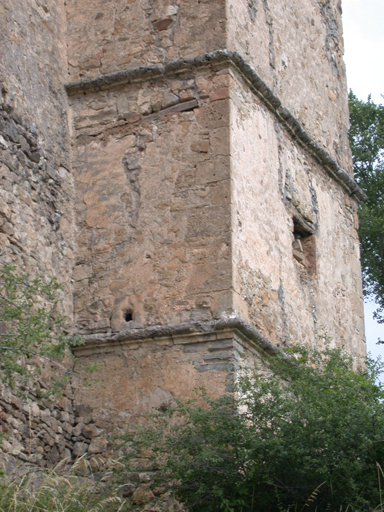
[0,457,126,512]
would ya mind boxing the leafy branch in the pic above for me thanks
[121,346,384,511]
[349,91,384,329]
[0,263,83,392]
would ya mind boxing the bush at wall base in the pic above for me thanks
[122,345,384,512]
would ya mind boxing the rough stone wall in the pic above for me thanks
[72,324,262,428]
[0,0,77,468]
[229,69,365,355]
[0,104,75,316]
[0,382,74,467]
[0,0,68,148]
[227,0,351,171]
[0,1,361,348]
[0,379,112,468]
[68,66,232,333]
[66,0,226,80]
[0,0,75,316]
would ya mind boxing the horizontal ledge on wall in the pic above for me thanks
[72,316,291,361]
[65,50,365,202]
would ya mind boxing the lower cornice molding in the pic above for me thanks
[72,316,290,360]
[65,50,365,202]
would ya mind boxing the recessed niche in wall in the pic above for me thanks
[124,310,133,322]
[292,215,316,276]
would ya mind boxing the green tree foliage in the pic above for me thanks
[126,347,384,511]
[349,91,384,324]
[0,264,81,391]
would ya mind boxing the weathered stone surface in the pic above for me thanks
[82,424,98,439]
[65,0,226,81]
[87,437,108,454]
[228,70,365,353]
[132,485,155,504]
[65,0,351,171]
[69,68,232,333]
[0,0,75,320]
[0,382,90,467]
[73,423,84,437]
[72,441,88,458]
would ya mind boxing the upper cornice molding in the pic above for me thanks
[65,50,365,202]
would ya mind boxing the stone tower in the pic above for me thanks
[1,0,365,424]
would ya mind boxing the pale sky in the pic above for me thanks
[343,0,384,105]
[342,0,384,358]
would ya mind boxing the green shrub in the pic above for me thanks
[0,263,82,392]
[124,346,384,512]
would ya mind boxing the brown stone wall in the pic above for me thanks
[0,106,75,318]
[0,382,74,467]
[72,325,262,427]
[0,378,113,468]
[0,0,69,162]
[67,54,365,351]
[229,70,365,355]
[227,0,351,171]
[64,0,360,343]
[66,0,226,80]
[69,67,232,333]
[0,0,75,316]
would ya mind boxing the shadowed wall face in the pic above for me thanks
[0,0,75,317]
[69,68,232,333]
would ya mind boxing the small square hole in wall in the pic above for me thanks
[292,217,316,276]
[124,310,133,322]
